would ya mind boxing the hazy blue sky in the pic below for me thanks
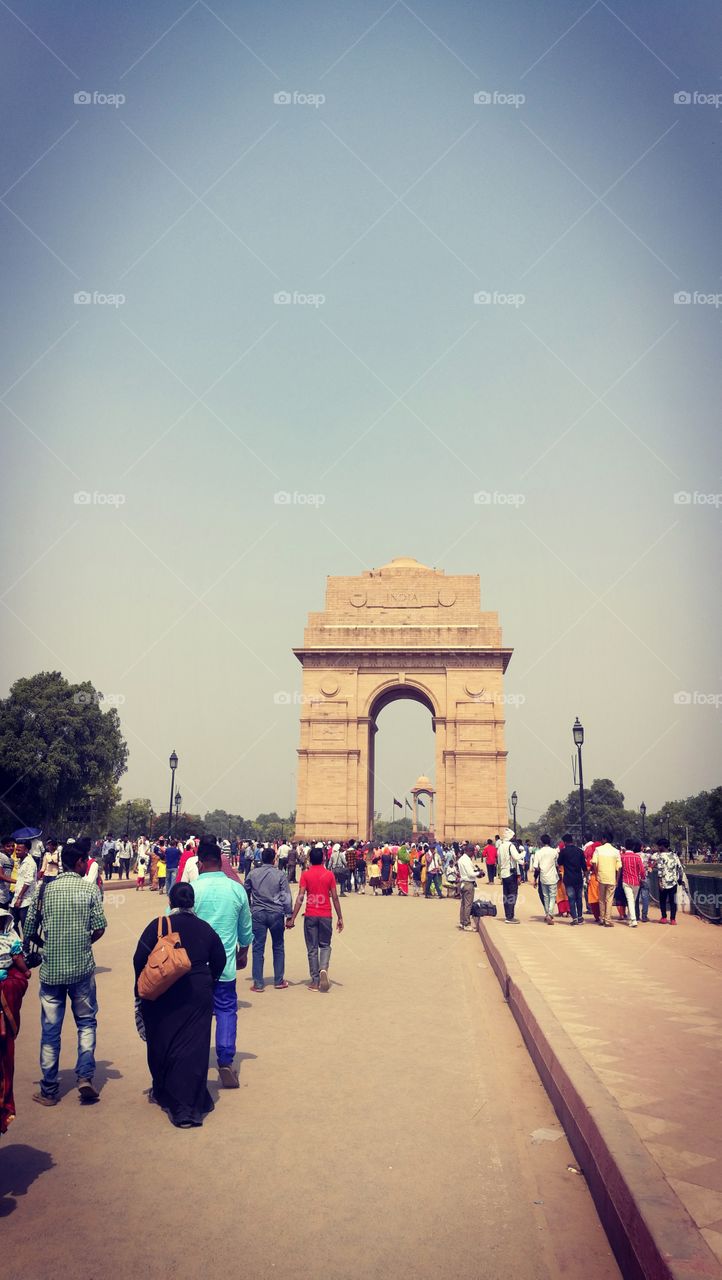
[1,0,720,828]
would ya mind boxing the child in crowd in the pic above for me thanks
[156,857,166,894]
[136,848,149,892]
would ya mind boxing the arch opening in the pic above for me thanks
[368,687,436,840]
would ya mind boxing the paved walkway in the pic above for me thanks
[2,889,620,1280]
[478,877,722,1276]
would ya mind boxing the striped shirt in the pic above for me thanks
[621,850,645,887]
[24,872,106,986]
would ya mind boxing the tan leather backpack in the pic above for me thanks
[137,914,191,1001]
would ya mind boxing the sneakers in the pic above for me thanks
[319,968,330,993]
[274,980,289,989]
[659,918,667,924]
[218,1065,239,1089]
[78,1079,99,1104]
[250,984,265,992]
[669,919,677,926]
[33,1091,58,1107]
[307,981,319,991]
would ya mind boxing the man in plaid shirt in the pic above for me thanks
[24,837,106,1106]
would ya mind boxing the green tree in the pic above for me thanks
[0,672,127,831]
[107,797,154,839]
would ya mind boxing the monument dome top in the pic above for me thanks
[412,774,434,792]
[378,557,433,571]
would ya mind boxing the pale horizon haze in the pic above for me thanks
[1,0,720,828]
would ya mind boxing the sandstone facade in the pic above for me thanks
[293,558,512,842]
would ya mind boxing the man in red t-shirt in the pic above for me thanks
[286,845,344,991]
[483,838,498,884]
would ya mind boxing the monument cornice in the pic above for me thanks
[294,647,513,672]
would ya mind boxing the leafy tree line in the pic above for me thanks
[1,674,718,851]
[524,777,722,849]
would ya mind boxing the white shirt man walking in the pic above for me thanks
[532,834,559,924]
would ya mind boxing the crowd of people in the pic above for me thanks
[0,823,693,1135]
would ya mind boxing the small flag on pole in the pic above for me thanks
[417,797,425,808]
[393,798,403,809]
[405,798,412,810]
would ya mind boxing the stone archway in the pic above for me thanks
[293,557,513,843]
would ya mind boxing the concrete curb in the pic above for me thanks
[478,919,722,1280]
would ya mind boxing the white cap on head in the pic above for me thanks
[503,827,515,840]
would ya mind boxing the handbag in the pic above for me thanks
[24,881,47,969]
[137,914,191,1001]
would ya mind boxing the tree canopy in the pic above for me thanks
[0,671,128,832]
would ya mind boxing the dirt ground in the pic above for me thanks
[3,887,620,1280]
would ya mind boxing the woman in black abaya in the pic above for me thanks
[133,881,226,1128]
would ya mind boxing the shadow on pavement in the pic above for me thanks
[51,1059,122,1097]
[0,1144,55,1217]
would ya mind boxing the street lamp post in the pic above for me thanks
[125,801,131,839]
[640,802,647,842]
[510,790,518,837]
[174,791,182,838]
[167,750,178,839]
[666,812,671,844]
[573,718,586,844]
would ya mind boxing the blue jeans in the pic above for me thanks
[251,909,286,987]
[165,868,177,895]
[540,882,557,915]
[425,873,443,898]
[213,979,237,1067]
[566,882,584,920]
[636,883,650,921]
[39,974,98,1098]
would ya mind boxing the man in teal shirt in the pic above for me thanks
[191,837,252,1088]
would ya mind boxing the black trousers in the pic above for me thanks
[487,865,496,884]
[659,885,678,920]
[501,872,518,920]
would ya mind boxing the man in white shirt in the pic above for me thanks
[456,845,477,930]
[531,834,559,924]
[12,840,38,935]
[497,828,524,923]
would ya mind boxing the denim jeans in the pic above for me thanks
[425,873,443,899]
[540,882,557,916]
[566,882,584,920]
[636,883,650,920]
[303,916,332,983]
[165,868,177,895]
[251,908,286,987]
[39,974,98,1098]
[213,979,237,1066]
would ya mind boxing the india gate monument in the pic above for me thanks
[293,558,513,842]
